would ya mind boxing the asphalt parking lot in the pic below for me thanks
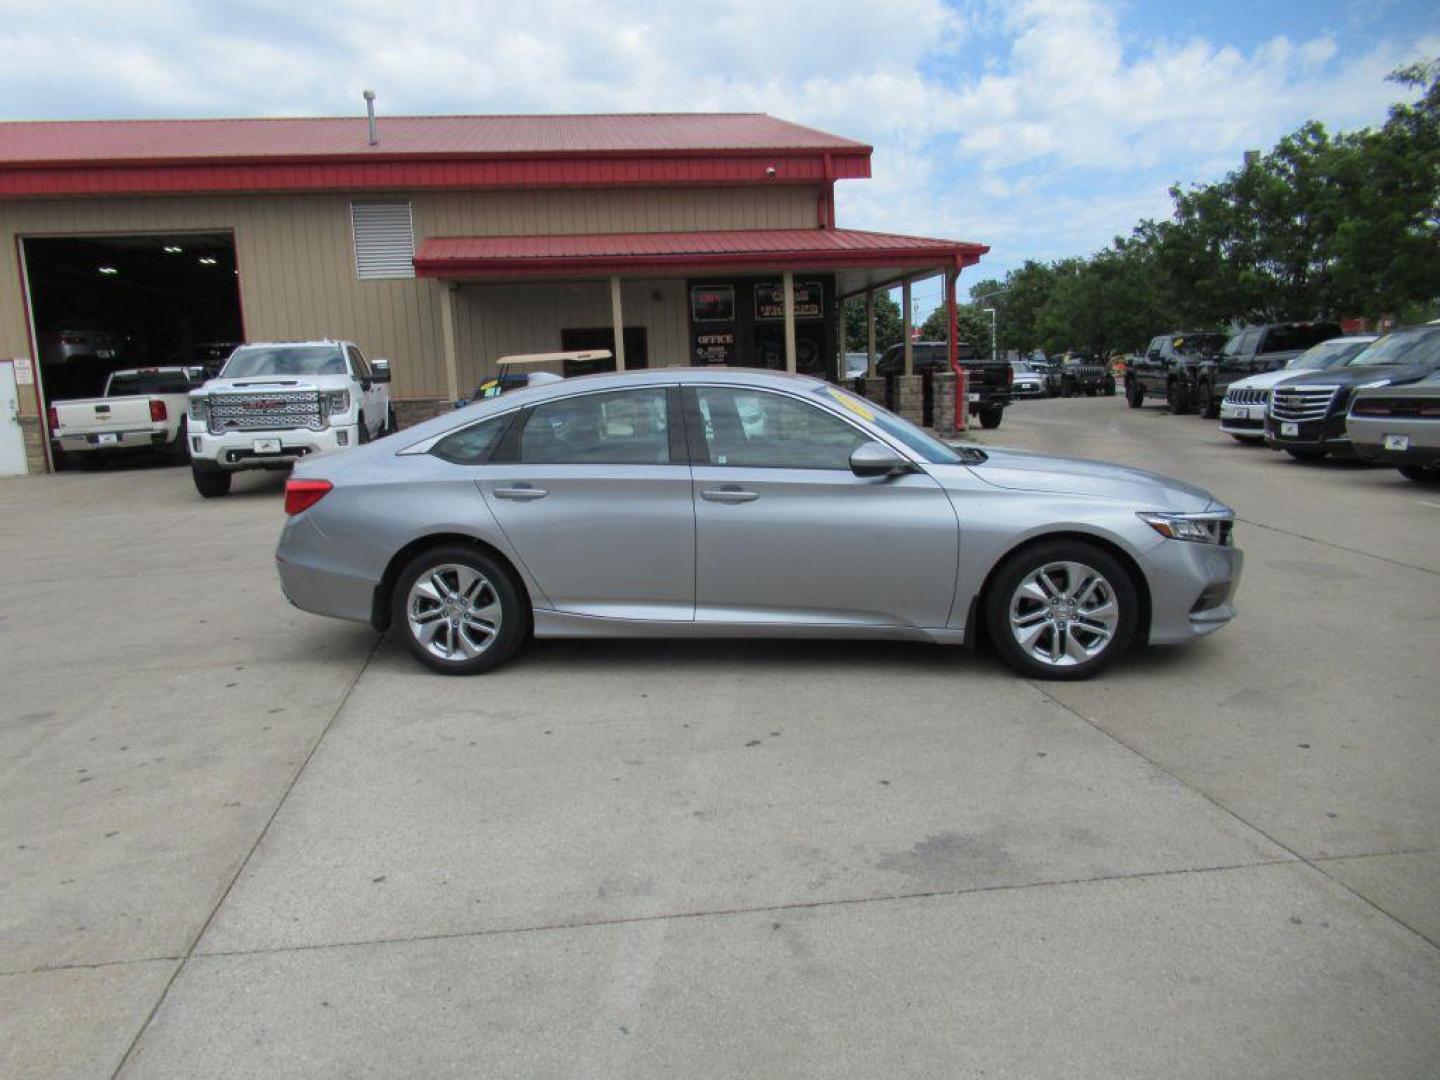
[2,395,1438,1079]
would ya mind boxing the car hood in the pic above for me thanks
[1229,368,1312,392]
[962,447,1216,512]
[1275,364,1429,390]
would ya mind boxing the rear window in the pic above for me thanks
[106,370,197,396]
[222,345,346,378]
[1262,324,1340,354]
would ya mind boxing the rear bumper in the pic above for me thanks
[53,427,169,452]
[1347,416,1440,464]
[275,516,377,624]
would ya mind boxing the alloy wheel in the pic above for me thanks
[406,563,502,661]
[1008,560,1120,668]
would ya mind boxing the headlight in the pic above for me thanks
[1138,512,1233,545]
[323,390,350,418]
[189,396,209,423]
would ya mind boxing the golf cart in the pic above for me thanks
[464,349,615,404]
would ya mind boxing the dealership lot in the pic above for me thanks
[2,397,1437,1078]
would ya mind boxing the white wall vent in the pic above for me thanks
[351,201,415,280]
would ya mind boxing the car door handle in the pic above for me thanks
[700,486,759,504]
[493,485,548,501]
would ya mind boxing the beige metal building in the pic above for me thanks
[0,112,986,474]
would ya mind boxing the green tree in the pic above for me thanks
[843,293,904,352]
[920,303,993,355]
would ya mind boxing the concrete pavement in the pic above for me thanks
[1,400,1436,1078]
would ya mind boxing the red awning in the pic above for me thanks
[412,227,988,282]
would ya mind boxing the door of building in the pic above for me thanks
[560,327,648,374]
[0,361,28,476]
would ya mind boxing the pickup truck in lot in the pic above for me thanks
[876,340,1013,428]
[187,340,392,497]
[1199,322,1341,418]
[1265,324,1440,461]
[48,366,205,468]
[1126,332,1228,413]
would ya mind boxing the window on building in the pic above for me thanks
[351,201,415,280]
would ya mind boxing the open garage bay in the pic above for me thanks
[1,396,1437,1078]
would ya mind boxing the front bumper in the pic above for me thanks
[1011,382,1046,397]
[1143,536,1244,645]
[1218,400,1267,436]
[191,423,357,471]
[1348,415,1440,465]
[1263,412,1350,453]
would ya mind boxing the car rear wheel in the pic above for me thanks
[1125,381,1144,408]
[1398,464,1439,482]
[192,465,231,498]
[1199,385,1220,419]
[986,541,1138,681]
[393,545,528,675]
[978,406,1004,430]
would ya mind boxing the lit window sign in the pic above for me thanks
[690,285,735,322]
[755,281,823,320]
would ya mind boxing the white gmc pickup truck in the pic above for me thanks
[49,366,206,468]
[187,340,393,498]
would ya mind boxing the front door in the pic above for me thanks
[478,385,693,621]
[684,385,959,629]
[0,361,27,476]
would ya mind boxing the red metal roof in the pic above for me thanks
[0,113,871,198]
[413,228,988,278]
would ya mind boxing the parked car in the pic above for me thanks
[275,368,1242,681]
[876,340,1013,428]
[844,352,870,379]
[48,366,205,468]
[1218,336,1376,443]
[187,340,393,497]
[1009,361,1047,398]
[1126,332,1229,412]
[1054,352,1114,397]
[1347,370,1440,481]
[38,328,125,369]
[1265,324,1440,461]
[1198,322,1342,418]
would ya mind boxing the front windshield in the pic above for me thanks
[1288,339,1372,370]
[814,385,965,465]
[1176,334,1226,355]
[1343,327,1440,368]
[221,345,346,378]
[1012,362,1034,374]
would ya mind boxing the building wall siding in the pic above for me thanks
[0,185,821,426]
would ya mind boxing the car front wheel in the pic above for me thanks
[1125,381,1144,408]
[393,545,528,675]
[986,541,1138,680]
[192,464,231,498]
[1166,380,1193,415]
[1398,464,1439,482]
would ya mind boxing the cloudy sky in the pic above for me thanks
[2,0,1436,309]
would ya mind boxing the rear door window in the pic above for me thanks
[517,388,672,465]
[431,413,513,465]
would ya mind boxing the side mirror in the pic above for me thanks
[850,440,912,478]
[371,359,392,384]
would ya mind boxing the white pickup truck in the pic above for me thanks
[49,366,206,468]
[187,340,392,498]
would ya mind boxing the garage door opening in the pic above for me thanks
[23,231,244,437]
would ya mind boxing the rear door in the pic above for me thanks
[685,385,958,629]
[478,385,695,621]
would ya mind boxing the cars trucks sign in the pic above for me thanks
[755,281,823,320]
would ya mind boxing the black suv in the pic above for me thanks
[1126,332,1228,413]
[876,340,1013,428]
[1054,351,1114,397]
[1265,324,1440,461]
[1201,322,1342,418]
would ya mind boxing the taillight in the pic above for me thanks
[149,400,168,422]
[284,478,332,515]
[47,406,59,431]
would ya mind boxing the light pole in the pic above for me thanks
[983,307,997,362]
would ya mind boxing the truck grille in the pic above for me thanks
[1269,385,1338,422]
[1225,387,1270,406]
[207,391,324,434]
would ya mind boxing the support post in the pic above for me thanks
[865,289,876,376]
[947,265,963,432]
[440,283,460,403]
[609,276,627,371]
[902,279,913,376]
[782,269,797,374]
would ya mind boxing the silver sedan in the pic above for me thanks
[275,369,1242,679]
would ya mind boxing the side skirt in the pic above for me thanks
[531,609,965,645]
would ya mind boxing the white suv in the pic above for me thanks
[188,340,393,497]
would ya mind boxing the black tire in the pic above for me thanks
[1199,385,1220,420]
[1104,378,1117,397]
[167,419,191,465]
[1285,448,1326,463]
[392,544,529,675]
[1166,380,1193,415]
[985,539,1139,681]
[357,413,370,445]
[1125,381,1144,409]
[385,404,398,436]
[1229,434,1264,445]
[76,454,106,472]
[1061,379,1075,398]
[978,406,1004,430]
[1398,464,1438,482]
[192,464,232,498]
